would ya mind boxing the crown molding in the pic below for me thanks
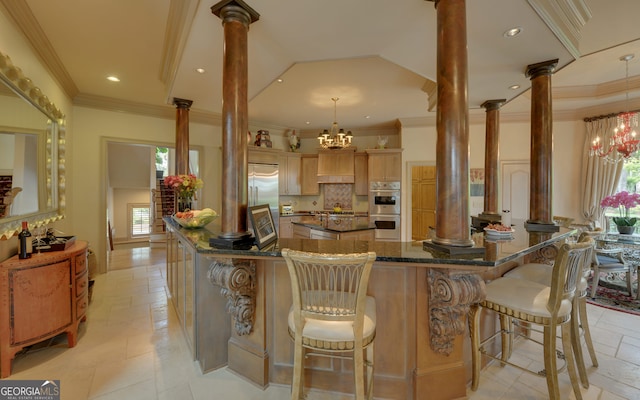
[73,93,223,125]
[160,0,200,102]
[0,0,79,99]
[527,0,592,59]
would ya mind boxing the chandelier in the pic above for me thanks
[317,97,353,149]
[590,54,639,160]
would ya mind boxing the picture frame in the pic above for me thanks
[248,204,277,249]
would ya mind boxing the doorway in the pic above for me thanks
[410,164,436,240]
[105,139,201,266]
[500,160,530,226]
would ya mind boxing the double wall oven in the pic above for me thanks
[369,181,401,241]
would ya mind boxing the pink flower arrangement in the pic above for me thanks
[164,174,203,199]
[600,191,640,226]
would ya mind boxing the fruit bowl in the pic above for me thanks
[172,208,218,229]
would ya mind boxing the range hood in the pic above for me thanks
[317,149,355,183]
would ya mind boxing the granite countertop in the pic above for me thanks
[164,217,574,268]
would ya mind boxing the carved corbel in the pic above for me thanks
[428,269,486,355]
[527,244,558,265]
[208,258,256,335]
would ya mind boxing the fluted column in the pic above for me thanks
[173,98,193,175]
[480,99,505,219]
[525,59,558,230]
[432,0,473,248]
[212,1,260,240]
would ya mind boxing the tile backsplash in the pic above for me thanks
[324,184,353,210]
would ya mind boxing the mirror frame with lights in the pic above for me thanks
[0,50,65,240]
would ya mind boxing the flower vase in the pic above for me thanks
[177,196,193,212]
[616,225,635,235]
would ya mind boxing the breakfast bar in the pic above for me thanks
[164,217,573,399]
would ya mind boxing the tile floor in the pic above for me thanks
[3,246,640,399]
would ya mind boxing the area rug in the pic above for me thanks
[586,279,640,316]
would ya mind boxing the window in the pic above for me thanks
[603,154,640,232]
[129,204,151,238]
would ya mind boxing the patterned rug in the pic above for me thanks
[587,278,640,316]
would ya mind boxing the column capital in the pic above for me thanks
[480,99,506,111]
[525,59,559,79]
[173,97,193,110]
[211,0,260,25]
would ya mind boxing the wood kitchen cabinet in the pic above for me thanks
[279,215,302,238]
[0,240,88,378]
[301,155,319,195]
[338,229,375,241]
[293,224,311,239]
[366,149,402,182]
[317,149,355,183]
[279,153,301,195]
[166,227,196,358]
[354,152,368,195]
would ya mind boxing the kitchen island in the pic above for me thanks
[164,217,573,399]
[291,218,375,240]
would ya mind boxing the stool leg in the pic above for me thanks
[469,304,482,391]
[291,336,305,400]
[570,297,589,388]
[354,338,365,400]
[543,323,561,399]
[562,323,584,400]
[366,342,375,400]
[579,295,598,367]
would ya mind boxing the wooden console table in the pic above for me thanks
[0,240,88,377]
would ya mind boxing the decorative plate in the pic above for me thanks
[484,228,515,236]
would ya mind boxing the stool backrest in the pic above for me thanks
[548,238,594,314]
[281,249,376,327]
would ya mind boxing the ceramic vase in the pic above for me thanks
[616,225,635,235]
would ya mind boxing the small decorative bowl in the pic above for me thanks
[172,214,218,229]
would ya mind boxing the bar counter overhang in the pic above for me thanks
[164,217,573,399]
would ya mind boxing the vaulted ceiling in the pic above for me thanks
[3,0,640,136]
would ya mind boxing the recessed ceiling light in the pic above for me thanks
[276,78,283,83]
[195,68,205,74]
[503,27,522,38]
[509,84,520,90]
[305,121,311,125]
[364,115,371,119]
[106,76,120,82]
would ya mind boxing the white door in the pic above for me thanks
[501,161,530,226]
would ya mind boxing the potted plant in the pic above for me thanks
[600,191,640,234]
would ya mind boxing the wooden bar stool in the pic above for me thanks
[469,239,593,400]
[281,249,377,400]
[503,233,598,389]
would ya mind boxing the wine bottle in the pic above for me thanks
[18,221,32,259]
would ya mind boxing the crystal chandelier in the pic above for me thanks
[317,97,353,149]
[590,54,639,160]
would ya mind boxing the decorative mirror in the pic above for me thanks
[0,50,65,239]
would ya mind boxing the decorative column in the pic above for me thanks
[211,0,259,245]
[525,59,559,232]
[426,0,477,252]
[173,97,193,176]
[481,100,504,219]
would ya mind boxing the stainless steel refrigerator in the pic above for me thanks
[248,163,279,232]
